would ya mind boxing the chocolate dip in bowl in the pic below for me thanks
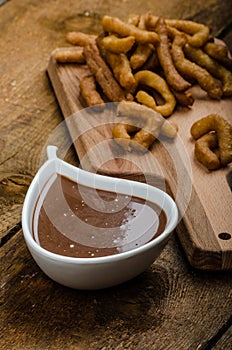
[22,146,178,289]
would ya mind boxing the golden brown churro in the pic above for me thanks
[53,48,85,63]
[134,71,176,117]
[184,43,232,96]
[129,14,155,70]
[147,14,210,47]
[83,42,132,102]
[191,114,232,167]
[155,17,191,92]
[113,101,164,152]
[66,32,96,46]
[101,35,135,54]
[194,133,220,170]
[79,75,104,107]
[171,34,223,99]
[101,15,160,44]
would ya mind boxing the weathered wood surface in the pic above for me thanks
[1,230,232,350]
[0,0,232,349]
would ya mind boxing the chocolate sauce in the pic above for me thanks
[33,174,167,258]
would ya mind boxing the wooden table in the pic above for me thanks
[0,1,232,349]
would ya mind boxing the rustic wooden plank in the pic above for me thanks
[1,230,232,350]
[47,55,232,271]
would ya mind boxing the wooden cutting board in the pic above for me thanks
[47,51,232,271]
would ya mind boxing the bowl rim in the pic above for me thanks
[22,146,179,265]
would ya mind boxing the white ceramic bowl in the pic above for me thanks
[22,145,178,290]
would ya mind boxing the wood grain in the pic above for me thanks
[1,0,232,349]
[47,54,232,271]
[213,324,232,350]
[1,230,232,350]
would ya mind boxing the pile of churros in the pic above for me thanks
[53,14,232,168]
